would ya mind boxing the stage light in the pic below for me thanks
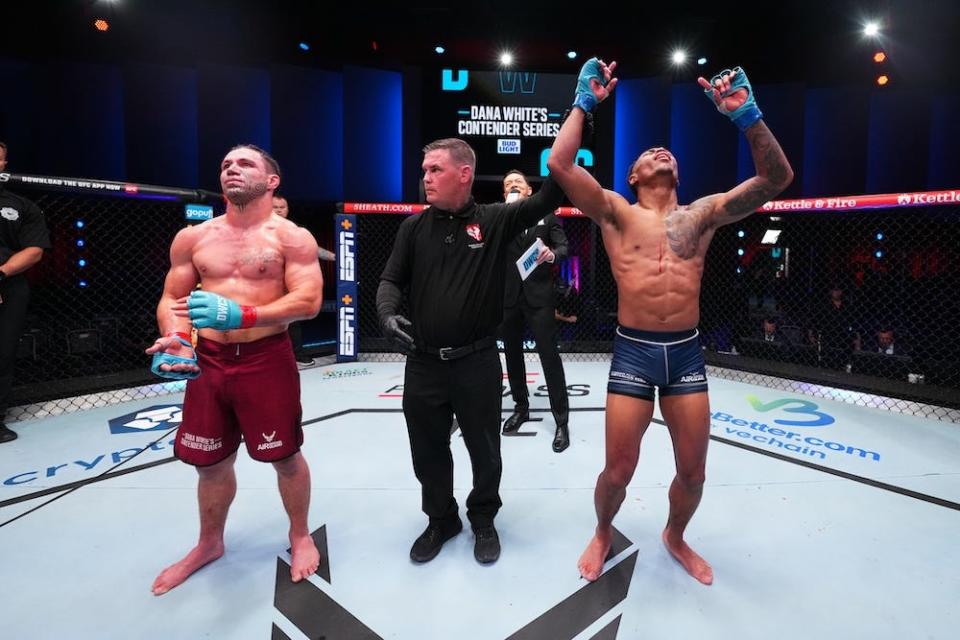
[671,50,687,65]
[298,42,310,51]
[875,250,883,259]
[78,259,87,267]
[736,267,742,274]
[863,22,880,37]
[737,248,745,256]
[567,51,577,59]
[877,74,889,86]
[94,19,109,32]
[500,52,513,66]
[876,232,884,241]
[873,51,886,63]
[434,46,445,54]
[737,230,745,238]
[79,280,88,288]
[76,239,85,248]
[76,220,85,229]
[697,57,707,65]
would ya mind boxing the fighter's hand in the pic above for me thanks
[146,335,201,378]
[573,58,619,113]
[698,66,763,131]
[535,245,556,265]
[175,290,257,330]
[382,314,416,355]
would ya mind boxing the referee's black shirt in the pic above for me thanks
[380,178,564,348]
[0,186,51,267]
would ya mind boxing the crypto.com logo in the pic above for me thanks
[745,395,835,427]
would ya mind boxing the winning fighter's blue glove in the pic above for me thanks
[703,66,763,132]
[187,290,258,330]
[573,57,607,113]
[150,334,201,380]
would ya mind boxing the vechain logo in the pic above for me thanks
[745,394,834,427]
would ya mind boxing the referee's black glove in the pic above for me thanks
[382,314,416,355]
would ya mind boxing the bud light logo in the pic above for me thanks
[745,395,834,427]
[497,139,521,154]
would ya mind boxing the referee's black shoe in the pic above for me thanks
[410,517,462,563]
[0,424,17,444]
[473,525,501,564]
[501,406,530,434]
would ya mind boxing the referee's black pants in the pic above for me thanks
[0,276,30,418]
[402,345,502,530]
[501,300,569,419]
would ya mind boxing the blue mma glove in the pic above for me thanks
[187,290,257,330]
[151,336,201,380]
[573,57,607,113]
[704,66,763,132]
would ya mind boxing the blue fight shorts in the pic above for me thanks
[607,326,708,401]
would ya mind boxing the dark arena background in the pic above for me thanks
[2,2,960,639]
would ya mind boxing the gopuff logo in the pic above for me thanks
[745,395,834,427]
[897,193,912,205]
[108,405,183,434]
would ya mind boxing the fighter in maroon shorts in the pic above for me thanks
[145,144,323,596]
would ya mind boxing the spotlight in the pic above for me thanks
[737,248,745,256]
[298,42,310,51]
[76,220,85,229]
[78,259,87,267]
[567,51,577,59]
[736,267,742,274]
[500,52,513,66]
[876,232,884,241]
[671,50,687,65]
[875,250,883,259]
[697,57,708,65]
[863,21,880,37]
[877,74,889,86]
[76,239,85,248]
[79,280,88,288]
[434,45,445,54]
[93,19,109,32]
[873,51,886,63]
[737,230,745,238]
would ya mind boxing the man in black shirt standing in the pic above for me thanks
[377,138,564,565]
[499,170,571,452]
[0,142,52,443]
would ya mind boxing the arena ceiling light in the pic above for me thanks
[671,49,687,65]
[863,21,880,37]
[93,18,109,32]
[434,45,445,54]
[697,57,708,65]
[567,51,577,59]
[500,52,514,66]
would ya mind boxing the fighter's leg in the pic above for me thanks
[273,452,320,582]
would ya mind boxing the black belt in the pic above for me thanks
[420,336,496,361]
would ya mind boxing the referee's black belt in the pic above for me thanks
[420,336,496,361]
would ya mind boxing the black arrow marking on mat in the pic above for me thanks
[274,558,382,640]
[285,525,331,584]
[270,623,291,640]
[588,615,623,640]
[505,527,637,640]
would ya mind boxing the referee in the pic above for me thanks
[377,138,564,565]
[0,142,51,443]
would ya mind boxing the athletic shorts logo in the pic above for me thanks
[678,373,706,383]
[465,224,482,242]
[257,431,284,451]
[1,207,20,221]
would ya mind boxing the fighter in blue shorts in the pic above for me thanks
[549,59,793,585]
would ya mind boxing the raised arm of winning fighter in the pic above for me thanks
[546,58,622,227]
[691,68,794,229]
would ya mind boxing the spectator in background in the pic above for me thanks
[757,316,788,343]
[809,285,859,369]
[0,141,52,443]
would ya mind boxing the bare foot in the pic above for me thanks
[152,540,225,595]
[290,534,320,582]
[577,531,612,581]
[662,529,713,585]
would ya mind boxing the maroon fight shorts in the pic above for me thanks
[175,332,303,466]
